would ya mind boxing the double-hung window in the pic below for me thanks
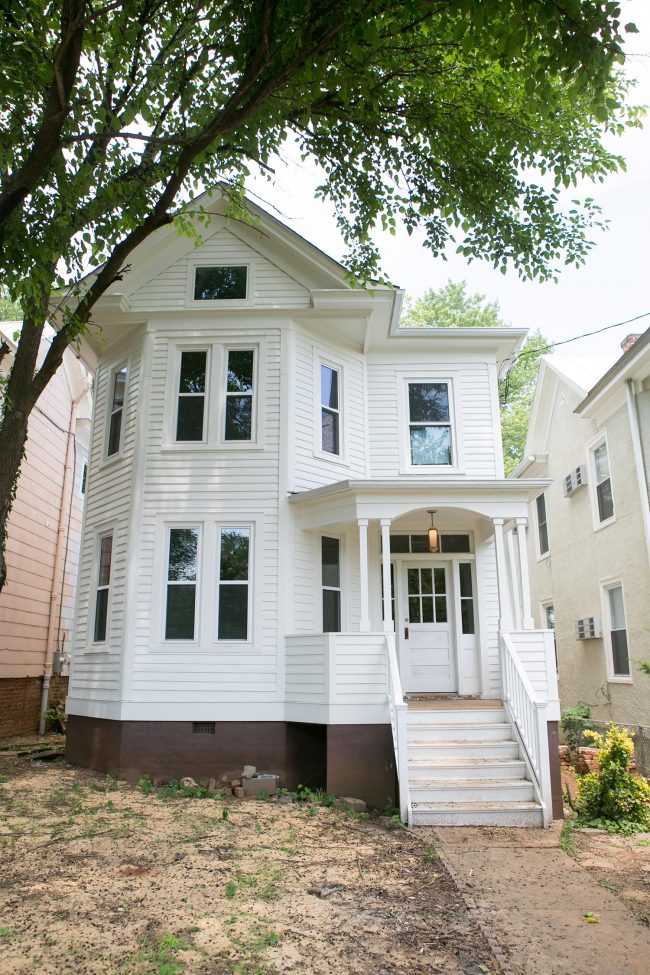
[107,365,127,456]
[165,527,199,640]
[176,351,207,442]
[407,381,452,466]
[225,350,254,441]
[536,493,549,556]
[606,584,630,677]
[217,527,251,640]
[93,534,113,643]
[320,364,340,455]
[321,536,341,632]
[592,440,614,523]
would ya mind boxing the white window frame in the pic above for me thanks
[399,373,461,473]
[186,260,253,308]
[221,347,257,446]
[163,524,202,645]
[215,524,253,644]
[90,531,114,647]
[321,533,343,633]
[587,433,616,530]
[313,354,346,462]
[104,361,128,460]
[174,347,210,445]
[601,578,632,683]
[535,492,550,559]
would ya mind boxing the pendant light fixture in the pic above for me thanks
[427,509,439,553]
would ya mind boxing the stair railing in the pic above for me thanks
[385,631,412,825]
[500,631,552,823]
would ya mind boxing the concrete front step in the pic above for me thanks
[410,801,544,828]
[408,739,520,760]
[409,778,535,803]
[408,722,512,742]
[409,758,528,780]
[407,706,506,725]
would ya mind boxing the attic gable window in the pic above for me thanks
[194,265,247,301]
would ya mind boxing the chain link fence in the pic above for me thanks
[566,718,650,778]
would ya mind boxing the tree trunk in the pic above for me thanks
[0,402,31,593]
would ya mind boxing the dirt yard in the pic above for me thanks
[0,746,496,975]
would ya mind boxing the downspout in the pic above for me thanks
[39,390,84,735]
[625,379,650,566]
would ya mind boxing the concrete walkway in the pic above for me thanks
[424,824,650,975]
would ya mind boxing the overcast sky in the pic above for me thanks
[247,0,649,359]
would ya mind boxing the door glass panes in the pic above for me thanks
[608,585,629,676]
[322,537,341,632]
[321,365,340,455]
[107,366,127,455]
[410,534,429,553]
[459,562,475,634]
[407,567,447,623]
[218,528,250,640]
[176,351,207,441]
[408,382,452,465]
[165,528,198,640]
[194,265,247,300]
[593,442,614,522]
[440,534,471,553]
[389,535,410,553]
[225,350,254,441]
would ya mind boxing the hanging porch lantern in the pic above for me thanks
[427,509,439,553]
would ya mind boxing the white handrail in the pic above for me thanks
[385,632,411,825]
[500,632,552,823]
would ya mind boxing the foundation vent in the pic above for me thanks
[192,721,216,734]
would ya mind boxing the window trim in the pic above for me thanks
[163,524,202,644]
[186,259,253,307]
[399,373,461,473]
[215,524,253,644]
[174,347,210,444]
[222,347,257,446]
[601,578,632,683]
[321,534,343,633]
[535,492,550,559]
[104,361,128,460]
[587,433,616,530]
[313,354,346,463]
[91,531,114,647]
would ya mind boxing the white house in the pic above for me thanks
[65,189,560,825]
[512,335,650,747]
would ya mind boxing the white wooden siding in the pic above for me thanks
[475,536,501,697]
[129,229,310,311]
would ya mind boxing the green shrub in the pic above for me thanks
[560,703,591,750]
[576,725,650,832]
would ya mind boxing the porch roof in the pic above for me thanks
[288,477,550,528]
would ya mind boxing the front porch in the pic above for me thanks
[286,479,561,825]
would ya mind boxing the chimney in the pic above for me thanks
[621,333,641,354]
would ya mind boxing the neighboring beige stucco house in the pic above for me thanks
[512,331,650,730]
[0,323,93,737]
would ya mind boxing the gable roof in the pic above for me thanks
[576,325,650,416]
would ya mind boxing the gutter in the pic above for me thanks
[39,387,86,735]
[625,379,650,566]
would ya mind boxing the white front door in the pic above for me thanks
[401,562,456,693]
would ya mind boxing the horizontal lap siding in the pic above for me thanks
[69,333,143,701]
[285,636,327,703]
[128,327,282,703]
[510,633,551,698]
[476,538,501,697]
[367,355,499,477]
[130,229,310,311]
[293,331,367,490]
[334,635,386,705]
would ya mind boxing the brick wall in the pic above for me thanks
[0,676,69,739]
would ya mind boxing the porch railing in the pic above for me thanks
[500,631,554,824]
[385,631,412,825]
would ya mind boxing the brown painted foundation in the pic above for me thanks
[66,716,396,809]
[547,720,564,820]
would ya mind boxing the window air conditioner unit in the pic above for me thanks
[564,464,588,497]
[576,616,601,640]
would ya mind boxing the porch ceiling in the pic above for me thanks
[288,478,550,529]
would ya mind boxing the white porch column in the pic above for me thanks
[492,517,513,631]
[505,526,522,630]
[381,518,394,633]
[516,517,535,629]
[357,518,370,632]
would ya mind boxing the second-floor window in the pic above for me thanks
[536,493,549,555]
[107,365,127,456]
[176,350,207,442]
[320,364,340,455]
[225,350,254,441]
[93,534,113,643]
[408,381,452,466]
[592,440,614,523]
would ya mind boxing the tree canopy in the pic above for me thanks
[0,1,641,590]
[401,280,550,473]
